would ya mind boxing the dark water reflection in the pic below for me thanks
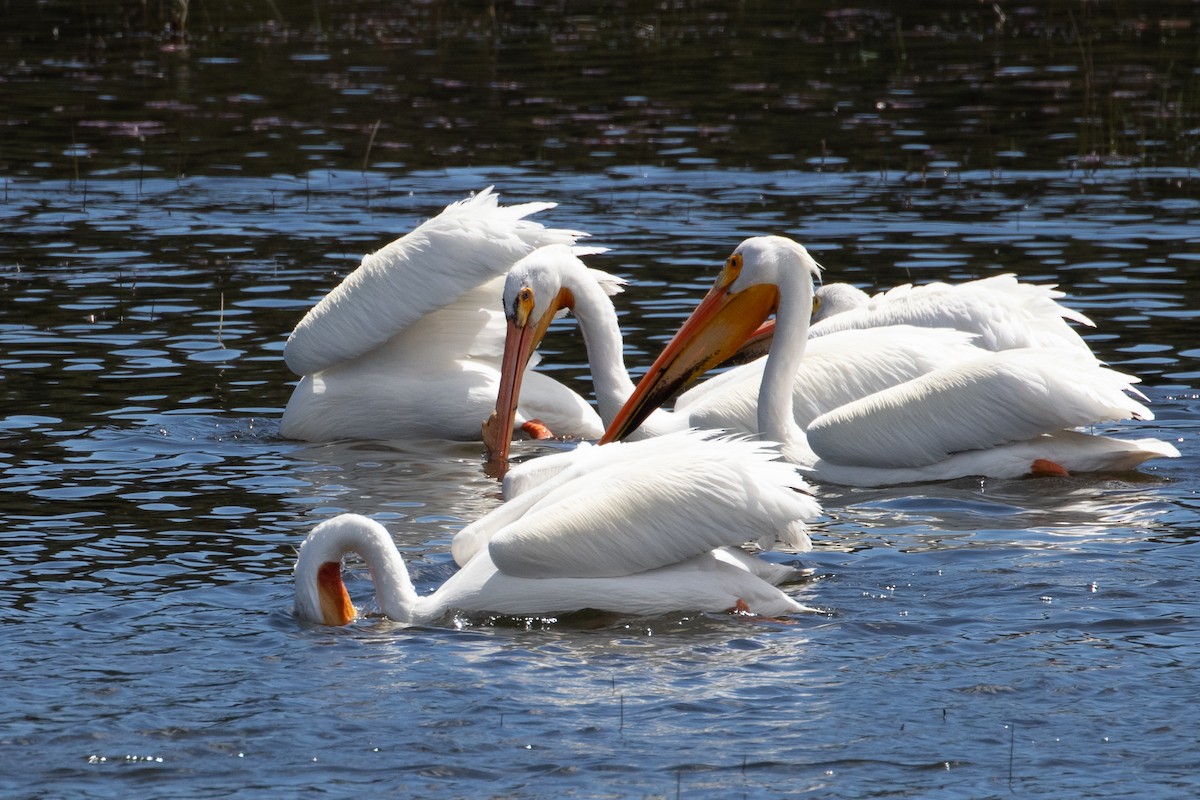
[3,3,1200,799]
[5,1,1200,177]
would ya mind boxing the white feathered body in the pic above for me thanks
[796,347,1177,485]
[681,326,987,434]
[294,432,822,625]
[605,236,1178,487]
[280,188,603,442]
[432,546,806,620]
[810,274,1095,352]
[452,429,817,568]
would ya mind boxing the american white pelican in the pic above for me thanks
[480,244,684,462]
[601,236,1179,486]
[729,273,1096,365]
[293,432,821,626]
[480,244,994,464]
[454,429,815,576]
[468,437,806,586]
[809,274,1095,352]
[279,187,603,442]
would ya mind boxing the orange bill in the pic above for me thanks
[717,318,776,369]
[482,286,572,466]
[600,277,778,443]
[317,561,356,626]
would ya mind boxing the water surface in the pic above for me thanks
[2,3,1199,798]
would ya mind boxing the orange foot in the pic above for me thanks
[726,597,797,624]
[728,598,752,615]
[1031,458,1070,477]
[520,419,554,440]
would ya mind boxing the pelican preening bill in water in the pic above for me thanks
[294,431,821,626]
[601,236,1179,486]
[279,187,603,443]
[482,244,699,464]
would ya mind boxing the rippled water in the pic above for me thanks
[3,3,1200,798]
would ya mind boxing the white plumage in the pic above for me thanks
[810,274,1095,352]
[482,245,998,463]
[454,429,816,568]
[280,187,603,442]
[680,326,987,434]
[293,430,821,626]
[805,349,1149,469]
[603,236,1179,486]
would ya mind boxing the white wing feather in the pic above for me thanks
[809,274,1094,352]
[806,348,1152,469]
[586,267,627,297]
[486,433,819,579]
[683,326,986,432]
[452,431,819,572]
[284,187,587,376]
[451,441,624,567]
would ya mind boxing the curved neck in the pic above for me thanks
[360,537,423,625]
[758,269,812,452]
[568,274,638,426]
[298,516,423,624]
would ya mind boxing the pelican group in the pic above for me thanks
[480,245,980,463]
[286,189,1179,627]
[601,236,1179,486]
[480,244,1117,469]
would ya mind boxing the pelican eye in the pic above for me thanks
[511,286,537,327]
[719,252,743,289]
[511,286,534,313]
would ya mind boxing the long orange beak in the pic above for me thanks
[482,287,572,467]
[600,271,779,443]
[716,286,820,368]
[317,561,356,626]
[717,318,776,368]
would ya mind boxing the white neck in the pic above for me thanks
[297,515,425,624]
[757,265,813,457]
[567,273,638,427]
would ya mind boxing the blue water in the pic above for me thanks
[2,169,1197,800]
[3,2,1200,797]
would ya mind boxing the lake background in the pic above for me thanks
[2,2,1199,798]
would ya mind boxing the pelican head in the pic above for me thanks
[294,516,367,626]
[601,236,820,443]
[294,514,419,626]
[482,245,583,464]
[811,282,870,322]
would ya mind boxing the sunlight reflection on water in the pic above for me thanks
[3,2,1200,796]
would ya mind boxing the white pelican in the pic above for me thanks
[279,187,603,442]
[601,236,1179,486]
[454,429,815,586]
[481,244,684,462]
[481,245,994,464]
[809,274,1096,352]
[293,432,821,626]
[728,273,1096,366]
